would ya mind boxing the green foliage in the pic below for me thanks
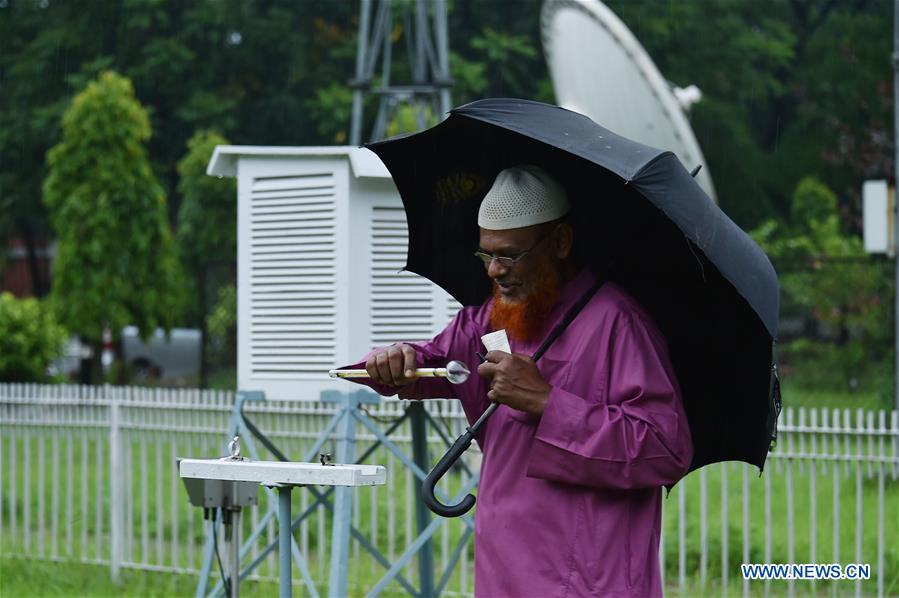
[0,0,891,239]
[386,103,438,137]
[305,82,354,144]
[449,51,488,101]
[43,71,185,343]
[0,292,67,382]
[751,177,892,403]
[207,283,237,368]
[176,130,236,264]
[467,27,542,99]
[608,0,892,229]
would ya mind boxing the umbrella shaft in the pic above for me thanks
[469,402,498,434]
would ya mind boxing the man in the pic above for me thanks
[348,164,693,597]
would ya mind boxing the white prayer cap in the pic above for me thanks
[477,164,569,230]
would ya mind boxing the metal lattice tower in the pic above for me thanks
[350,0,452,145]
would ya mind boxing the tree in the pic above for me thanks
[0,292,67,382]
[751,177,892,402]
[43,71,184,382]
[1,1,352,292]
[608,0,892,230]
[176,130,236,387]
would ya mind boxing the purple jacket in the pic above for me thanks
[349,269,693,597]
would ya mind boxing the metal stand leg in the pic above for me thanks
[279,487,293,598]
[230,509,241,598]
[409,402,435,597]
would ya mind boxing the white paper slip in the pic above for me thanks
[481,329,511,354]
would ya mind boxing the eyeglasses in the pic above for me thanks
[473,227,557,268]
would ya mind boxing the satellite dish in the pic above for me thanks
[541,0,717,201]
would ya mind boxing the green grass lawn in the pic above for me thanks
[1,558,203,597]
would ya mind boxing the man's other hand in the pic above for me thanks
[477,351,551,415]
[365,343,418,387]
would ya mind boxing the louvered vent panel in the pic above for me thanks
[370,206,434,348]
[446,296,463,326]
[249,174,337,376]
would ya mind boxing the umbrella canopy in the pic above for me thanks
[367,98,780,472]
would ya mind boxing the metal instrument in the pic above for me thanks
[328,360,470,385]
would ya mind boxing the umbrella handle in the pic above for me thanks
[421,428,477,517]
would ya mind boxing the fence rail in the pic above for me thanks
[1,383,897,597]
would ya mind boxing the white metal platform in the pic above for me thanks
[179,458,387,487]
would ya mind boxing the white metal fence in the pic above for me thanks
[1,383,897,597]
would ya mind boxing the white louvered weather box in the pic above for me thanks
[207,146,462,400]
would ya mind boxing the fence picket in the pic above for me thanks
[764,459,772,597]
[80,431,88,560]
[867,410,875,479]
[156,430,164,567]
[51,432,60,558]
[186,434,196,572]
[893,411,898,479]
[721,462,728,595]
[405,457,413,581]
[821,408,830,476]
[877,411,885,598]
[833,408,841,569]
[66,430,74,556]
[809,408,817,594]
[10,429,17,548]
[141,430,149,563]
[785,408,794,598]
[742,463,750,598]
[96,428,104,561]
[24,427,31,553]
[371,476,379,578]
[38,431,45,557]
[171,435,179,569]
[388,451,396,564]
[855,410,864,598]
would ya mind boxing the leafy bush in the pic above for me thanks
[751,177,894,406]
[0,292,68,382]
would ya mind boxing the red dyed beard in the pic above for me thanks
[489,266,561,343]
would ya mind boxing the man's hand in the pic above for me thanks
[477,351,551,415]
[365,343,418,387]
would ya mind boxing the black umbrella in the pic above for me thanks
[366,98,781,512]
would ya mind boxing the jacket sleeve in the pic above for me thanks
[526,312,693,489]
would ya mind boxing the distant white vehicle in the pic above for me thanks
[122,326,201,381]
[50,327,201,382]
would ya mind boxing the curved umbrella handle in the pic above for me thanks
[422,429,477,517]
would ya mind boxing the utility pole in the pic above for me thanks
[350,0,452,145]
